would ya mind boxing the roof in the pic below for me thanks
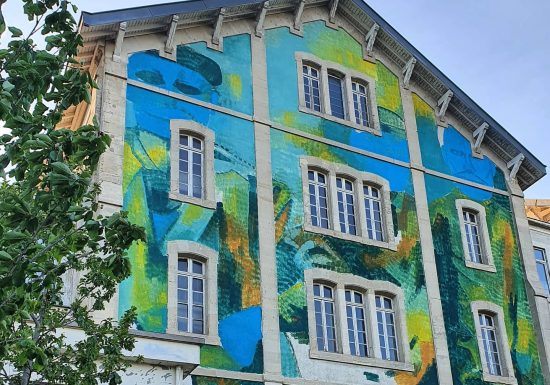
[78,0,547,190]
[526,199,550,223]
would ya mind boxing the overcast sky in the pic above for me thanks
[3,0,549,197]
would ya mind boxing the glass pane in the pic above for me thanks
[180,135,189,146]
[323,286,332,298]
[177,289,188,304]
[193,291,203,305]
[192,137,202,150]
[178,318,188,332]
[177,275,188,289]
[537,262,550,295]
[192,260,203,274]
[192,305,203,320]
[535,248,546,261]
[177,303,188,317]
[178,259,188,272]
[313,284,320,297]
[192,277,203,291]
[192,319,204,334]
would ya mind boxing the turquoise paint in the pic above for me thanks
[265,21,410,163]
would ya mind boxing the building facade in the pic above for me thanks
[67,1,549,384]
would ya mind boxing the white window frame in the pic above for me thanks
[456,199,495,273]
[471,301,517,385]
[166,240,220,345]
[295,52,381,136]
[304,269,412,372]
[300,156,396,250]
[169,120,216,209]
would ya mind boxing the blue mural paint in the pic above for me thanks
[219,306,263,367]
[127,34,253,115]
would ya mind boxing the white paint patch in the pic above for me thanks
[286,333,397,385]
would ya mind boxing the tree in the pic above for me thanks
[0,1,145,384]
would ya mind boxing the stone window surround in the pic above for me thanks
[304,268,412,372]
[471,301,517,385]
[300,156,397,251]
[169,120,216,209]
[456,199,496,273]
[166,240,220,346]
[295,52,381,136]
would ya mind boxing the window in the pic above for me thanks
[300,157,397,250]
[336,177,357,235]
[352,81,370,127]
[178,134,203,199]
[176,257,205,334]
[364,184,383,242]
[534,248,550,296]
[327,73,346,119]
[345,289,368,357]
[463,210,483,264]
[478,313,502,376]
[305,269,412,371]
[313,283,338,353]
[456,200,495,272]
[376,295,398,361]
[170,120,216,209]
[167,240,220,345]
[308,170,330,229]
[302,64,321,112]
[296,52,380,135]
[471,301,516,384]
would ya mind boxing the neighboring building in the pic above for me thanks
[62,1,550,384]
[526,200,550,362]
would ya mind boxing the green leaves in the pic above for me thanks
[0,1,145,384]
[8,26,22,37]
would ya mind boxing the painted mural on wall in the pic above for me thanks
[127,34,253,115]
[265,21,410,163]
[271,129,438,384]
[192,375,262,385]
[120,39,263,373]
[426,174,543,384]
[413,94,506,190]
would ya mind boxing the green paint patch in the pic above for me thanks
[363,372,379,382]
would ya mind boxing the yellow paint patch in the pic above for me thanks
[412,93,435,120]
[407,311,433,342]
[123,143,142,190]
[181,205,205,226]
[516,319,532,353]
[376,64,402,113]
[227,74,242,100]
[148,145,168,168]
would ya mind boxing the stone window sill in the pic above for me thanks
[310,350,413,372]
[164,327,221,346]
[465,260,496,273]
[482,373,517,385]
[169,192,217,210]
[298,105,381,137]
[304,223,397,251]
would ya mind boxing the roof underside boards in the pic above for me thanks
[78,0,547,190]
